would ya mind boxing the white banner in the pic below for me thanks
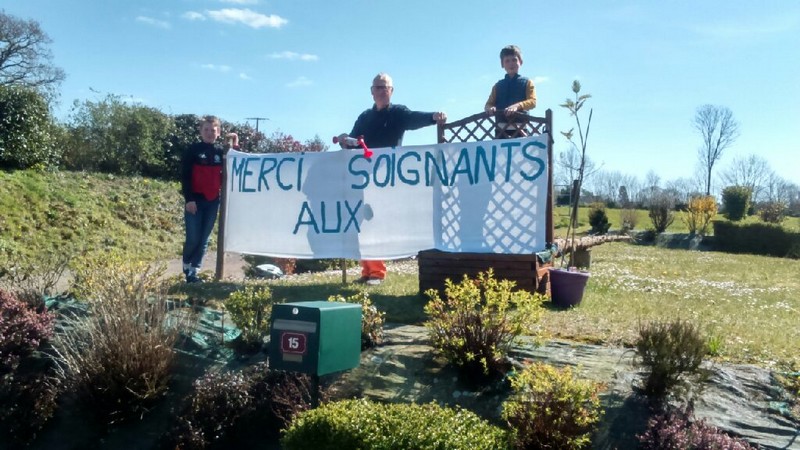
[224,135,549,259]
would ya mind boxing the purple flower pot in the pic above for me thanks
[549,268,590,308]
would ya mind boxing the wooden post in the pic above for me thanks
[215,151,228,281]
[545,108,554,244]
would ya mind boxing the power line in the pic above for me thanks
[246,117,269,133]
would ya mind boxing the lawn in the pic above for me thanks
[178,241,800,369]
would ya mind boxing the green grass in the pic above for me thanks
[554,205,800,235]
[0,170,185,260]
[174,244,800,368]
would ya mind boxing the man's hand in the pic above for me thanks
[504,104,520,116]
[432,112,447,124]
[185,201,197,214]
[337,133,351,149]
[485,106,496,115]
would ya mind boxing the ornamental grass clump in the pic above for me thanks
[502,362,604,450]
[52,254,186,424]
[424,269,544,383]
[635,320,707,401]
[329,290,385,350]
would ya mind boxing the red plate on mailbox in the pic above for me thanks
[281,331,307,355]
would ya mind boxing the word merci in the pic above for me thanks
[227,139,547,235]
[229,140,546,193]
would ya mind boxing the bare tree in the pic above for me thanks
[720,154,772,202]
[556,143,598,187]
[693,105,740,195]
[0,10,65,98]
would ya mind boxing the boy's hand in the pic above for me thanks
[504,104,520,115]
[485,106,496,115]
[225,132,239,148]
[185,201,197,214]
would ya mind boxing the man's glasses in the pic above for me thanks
[371,85,392,91]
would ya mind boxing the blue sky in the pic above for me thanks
[5,0,799,187]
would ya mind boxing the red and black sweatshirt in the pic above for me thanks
[180,142,224,202]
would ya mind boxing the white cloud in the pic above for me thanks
[206,8,288,29]
[239,73,252,80]
[533,76,549,84]
[269,51,319,61]
[136,16,170,29]
[201,64,232,73]
[287,76,312,88]
[182,11,206,21]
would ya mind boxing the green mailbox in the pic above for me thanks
[269,301,361,376]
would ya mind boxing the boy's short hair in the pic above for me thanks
[500,45,523,64]
[200,115,221,128]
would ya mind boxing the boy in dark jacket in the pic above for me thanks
[180,115,238,283]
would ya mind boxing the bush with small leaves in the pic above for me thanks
[281,399,511,450]
[636,320,707,400]
[620,208,638,232]
[721,185,751,221]
[757,201,787,224]
[424,269,544,383]
[638,405,756,449]
[328,290,385,350]
[648,193,675,233]
[682,195,718,236]
[502,362,604,450]
[170,363,316,449]
[0,289,55,374]
[588,202,611,234]
[224,285,276,346]
[0,289,59,445]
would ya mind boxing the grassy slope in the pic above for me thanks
[0,169,185,260]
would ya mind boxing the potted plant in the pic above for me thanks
[550,80,594,307]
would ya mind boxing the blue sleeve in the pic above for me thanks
[400,106,435,131]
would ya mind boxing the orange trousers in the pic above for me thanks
[360,260,386,279]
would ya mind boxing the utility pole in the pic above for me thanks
[246,117,269,133]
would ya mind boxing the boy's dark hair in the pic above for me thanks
[500,45,523,64]
[200,115,220,128]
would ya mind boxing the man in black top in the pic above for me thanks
[337,72,447,285]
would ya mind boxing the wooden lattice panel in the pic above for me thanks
[421,110,555,295]
[437,111,550,143]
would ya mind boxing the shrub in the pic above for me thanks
[721,185,751,221]
[0,289,55,374]
[638,405,756,449]
[69,249,167,303]
[635,320,707,400]
[0,85,61,170]
[712,220,800,259]
[328,291,385,350]
[224,285,276,346]
[424,269,544,383]
[281,399,511,450]
[0,371,61,446]
[588,202,611,234]
[171,363,316,449]
[51,262,184,424]
[682,195,717,236]
[0,289,59,445]
[0,247,72,303]
[502,363,604,450]
[757,201,787,224]
[620,208,638,232]
[648,193,675,233]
